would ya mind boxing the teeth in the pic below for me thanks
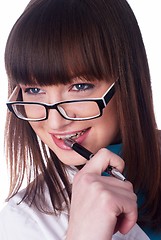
[56,130,86,140]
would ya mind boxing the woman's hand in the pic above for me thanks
[66,148,137,240]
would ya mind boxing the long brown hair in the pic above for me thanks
[5,0,161,229]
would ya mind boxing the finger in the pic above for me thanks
[117,208,138,234]
[113,189,138,234]
[80,148,125,175]
[93,176,132,190]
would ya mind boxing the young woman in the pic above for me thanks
[0,0,161,239]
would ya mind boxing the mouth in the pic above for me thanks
[54,128,88,140]
[50,128,90,150]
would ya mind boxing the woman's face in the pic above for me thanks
[20,78,120,166]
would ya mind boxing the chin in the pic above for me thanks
[59,154,87,166]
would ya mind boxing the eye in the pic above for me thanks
[24,87,45,95]
[71,83,94,91]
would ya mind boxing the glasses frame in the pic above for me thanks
[6,82,115,121]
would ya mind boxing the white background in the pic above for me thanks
[0,1,161,209]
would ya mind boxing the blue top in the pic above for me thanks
[106,143,161,240]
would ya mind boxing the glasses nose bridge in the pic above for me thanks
[46,102,67,120]
[46,103,60,116]
[47,103,58,110]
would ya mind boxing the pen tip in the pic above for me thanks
[64,138,75,147]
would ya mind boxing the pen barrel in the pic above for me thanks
[64,139,126,181]
[73,142,94,160]
[106,166,126,181]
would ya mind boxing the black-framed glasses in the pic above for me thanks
[6,82,115,121]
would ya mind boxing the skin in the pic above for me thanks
[66,150,137,239]
[20,79,120,165]
[20,78,137,239]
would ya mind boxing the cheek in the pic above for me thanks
[103,99,118,126]
[29,122,41,131]
[92,98,120,148]
[103,98,119,132]
[101,107,120,140]
[29,122,45,139]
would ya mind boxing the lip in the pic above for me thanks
[50,128,91,150]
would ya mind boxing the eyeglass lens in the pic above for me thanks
[12,101,101,120]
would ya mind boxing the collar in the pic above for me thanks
[106,143,122,156]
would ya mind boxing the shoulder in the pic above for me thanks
[0,191,43,239]
[113,224,150,240]
[0,188,68,240]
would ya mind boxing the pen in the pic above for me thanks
[64,138,126,181]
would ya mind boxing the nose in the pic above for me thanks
[46,108,72,130]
